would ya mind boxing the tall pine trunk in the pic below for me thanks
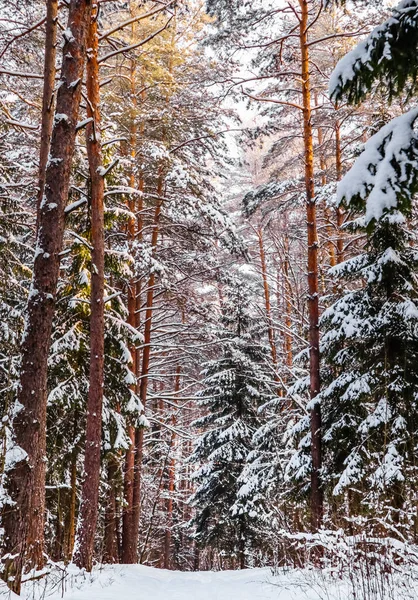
[122,54,139,564]
[283,230,293,369]
[74,5,105,571]
[65,453,77,563]
[335,118,344,263]
[317,118,337,268]
[2,0,92,592]
[163,366,181,569]
[103,456,119,564]
[131,172,164,558]
[298,0,323,531]
[37,0,58,229]
[257,227,278,372]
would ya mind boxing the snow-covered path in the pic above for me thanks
[63,565,282,600]
[9,564,342,600]
[8,562,417,600]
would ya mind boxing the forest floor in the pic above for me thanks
[2,562,418,600]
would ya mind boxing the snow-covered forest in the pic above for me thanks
[1,0,418,597]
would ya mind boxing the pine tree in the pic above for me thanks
[1,1,92,590]
[189,274,272,568]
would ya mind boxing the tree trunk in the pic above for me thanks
[131,172,165,557]
[37,0,58,229]
[163,366,181,569]
[65,453,77,563]
[298,0,323,531]
[122,425,136,563]
[122,52,139,564]
[54,488,63,561]
[103,456,119,564]
[317,119,337,268]
[239,526,246,570]
[283,231,293,369]
[73,5,105,571]
[1,0,92,592]
[335,118,344,263]
[257,227,278,372]
[120,161,137,560]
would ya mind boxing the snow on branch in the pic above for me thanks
[242,179,300,217]
[337,107,418,223]
[329,0,418,104]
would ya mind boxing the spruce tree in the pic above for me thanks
[189,274,273,568]
[329,0,418,106]
[309,110,418,533]
[320,0,418,533]
[233,394,297,549]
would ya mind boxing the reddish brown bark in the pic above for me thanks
[257,227,278,371]
[121,168,138,560]
[121,129,146,563]
[122,424,136,563]
[282,232,293,369]
[53,488,63,561]
[65,453,77,563]
[335,118,344,263]
[132,30,173,556]
[298,0,323,531]
[103,456,119,564]
[73,6,105,571]
[37,0,58,229]
[121,163,136,558]
[1,0,92,592]
[121,48,142,564]
[317,120,337,268]
[163,366,181,569]
[131,172,165,558]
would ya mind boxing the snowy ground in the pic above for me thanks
[2,563,418,600]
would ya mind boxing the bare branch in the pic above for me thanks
[242,87,304,111]
[98,15,174,63]
[0,16,46,60]
[307,27,369,47]
[99,1,176,41]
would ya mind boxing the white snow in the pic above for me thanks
[76,117,93,131]
[329,0,418,98]
[3,562,418,600]
[4,443,27,471]
[65,198,87,214]
[63,28,76,44]
[336,107,418,222]
[329,36,369,97]
[54,113,69,124]
[0,564,355,600]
